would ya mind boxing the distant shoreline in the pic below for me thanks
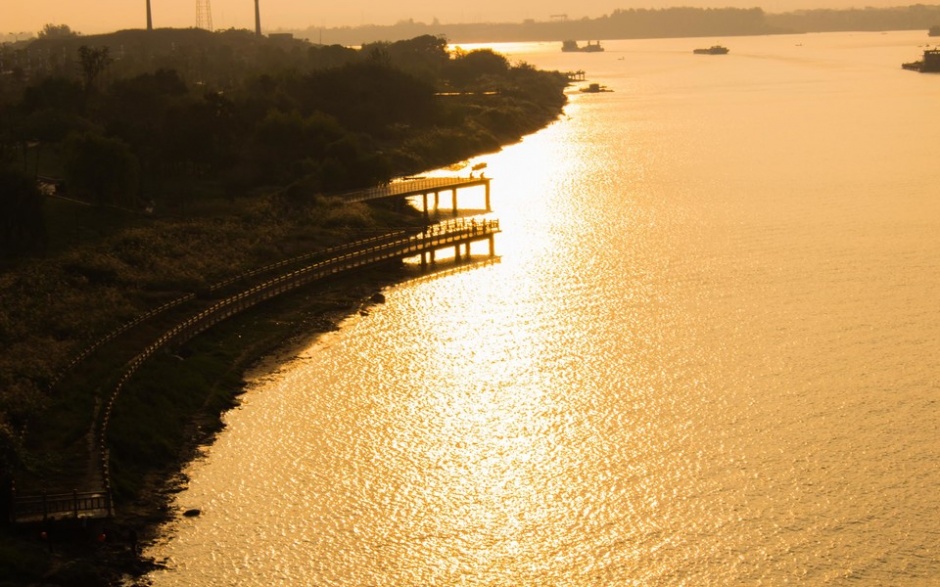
[283,5,940,46]
[6,4,939,46]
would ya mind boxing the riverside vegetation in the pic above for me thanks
[0,29,569,586]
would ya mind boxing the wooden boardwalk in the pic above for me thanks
[11,490,112,524]
[11,215,500,524]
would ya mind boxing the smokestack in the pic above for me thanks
[254,0,262,36]
[146,0,153,30]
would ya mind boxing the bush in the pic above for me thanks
[62,132,140,207]
[0,166,47,258]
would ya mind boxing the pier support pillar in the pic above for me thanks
[452,188,458,217]
[485,180,491,212]
[422,193,429,223]
[489,235,495,257]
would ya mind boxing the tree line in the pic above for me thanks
[0,30,569,259]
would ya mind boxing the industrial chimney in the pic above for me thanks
[254,0,262,35]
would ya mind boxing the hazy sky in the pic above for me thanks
[5,0,912,36]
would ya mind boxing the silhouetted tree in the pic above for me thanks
[20,77,86,114]
[38,24,78,39]
[365,35,449,81]
[16,77,90,174]
[301,62,436,134]
[78,45,112,93]
[446,49,510,89]
[0,166,46,257]
[307,44,359,70]
[150,90,238,182]
[62,132,139,207]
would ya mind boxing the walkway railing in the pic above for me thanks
[50,177,489,393]
[11,490,112,524]
[46,229,414,393]
[95,217,499,508]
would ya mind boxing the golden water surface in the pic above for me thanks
[146,32,939,586]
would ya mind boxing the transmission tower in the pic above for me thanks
[196,0,214,31]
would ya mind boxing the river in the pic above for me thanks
[145,31,940,586]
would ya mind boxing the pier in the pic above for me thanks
[565,70,587,82]
[335,176,491,221]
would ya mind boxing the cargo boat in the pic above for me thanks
[902,48,940,72]
[562,40,604,53]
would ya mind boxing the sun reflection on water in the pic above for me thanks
[149,33,940,587]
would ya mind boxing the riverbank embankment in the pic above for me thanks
[1,35,570,583]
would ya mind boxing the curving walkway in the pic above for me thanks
[11,217,500,523]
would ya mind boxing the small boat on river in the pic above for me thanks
[580,83,612,93]
[693,45,729,55]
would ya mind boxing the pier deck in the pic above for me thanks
[335,176,490,203]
